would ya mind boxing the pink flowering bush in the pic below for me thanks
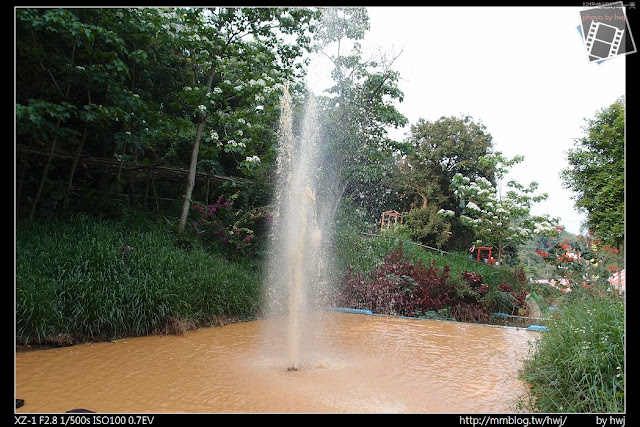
[190,195,272,255]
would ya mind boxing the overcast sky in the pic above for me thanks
[308,6,627,235]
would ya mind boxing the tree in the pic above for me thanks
[403,204,451,248]
[16,8,150,219]
[16,8,198,219]
[175,7,320,232]
[313,7,408,221]
[561,97,625,249]
[391,115,497,250]
[441,154,560,264]
[397,115,496,211]
[15,7,320,225]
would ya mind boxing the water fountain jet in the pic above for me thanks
[263,83,332,372]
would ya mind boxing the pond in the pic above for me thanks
[15,311,538,413]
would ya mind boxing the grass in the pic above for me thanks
[519,289,625,412]
[16,214,261,344]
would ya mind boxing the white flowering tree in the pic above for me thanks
[439,154,560,264]
[15,7,319,224]
[176,7,320,232]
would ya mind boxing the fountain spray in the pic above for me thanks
[264,84,326,371]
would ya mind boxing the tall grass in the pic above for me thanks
[519,290,625,412]
[16,214,261,344]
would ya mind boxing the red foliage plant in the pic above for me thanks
[338,243,456,317]
[338,244,531,321]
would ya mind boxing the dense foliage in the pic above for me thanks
[334,225,534,323]
[16,214,262,345]
[393,115,496,250]
[338,243,457,317]
[398,115,496,210]
[15,7,319,225]
[561,97,625,249]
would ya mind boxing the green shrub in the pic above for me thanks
[481,289,516,314]
[403,205,451,248]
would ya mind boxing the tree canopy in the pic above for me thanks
[396,115,496,212]
[561,96,625,249]
[15,7,320,224]
[313,7,408,220]
[389,115,497,250]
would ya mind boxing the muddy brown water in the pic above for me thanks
[15,311,538,414]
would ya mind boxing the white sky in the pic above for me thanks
[307,6,627,235]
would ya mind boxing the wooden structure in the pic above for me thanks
[381,210,403,230]
[476,246,496,265]
[16,145,240,213]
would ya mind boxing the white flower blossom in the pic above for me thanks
[477,176,493,187]
[438,209,456,217]
[245,155,261,163]
[227,140,246,149]
[534,221,554,233]
[465,201,480,211]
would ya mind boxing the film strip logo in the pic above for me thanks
[585,20,625,59]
